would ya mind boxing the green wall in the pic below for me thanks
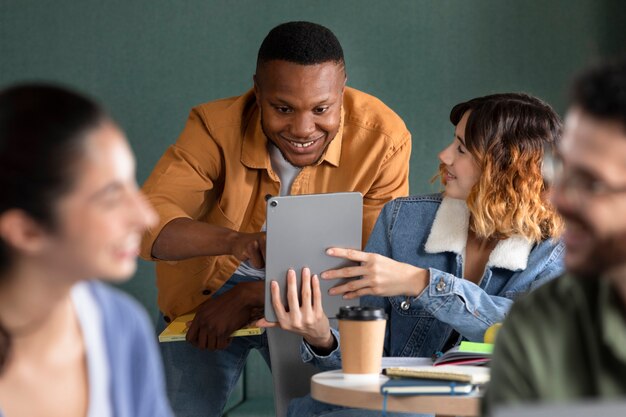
[1,0,625,315]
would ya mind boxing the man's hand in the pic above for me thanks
[229,231,266,268]
[186,281,264,350]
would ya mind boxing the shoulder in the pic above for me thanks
[342,87,410,144]
[508,274,593,324]
[190,89,257,132]
[84,281,153,332]
[379,193,444,223]
[496,274,597,371]
[385,193,444,211]
[388,193,444,206]
[526,237,566,273]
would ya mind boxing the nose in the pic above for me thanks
[438,143,454,166]
[290,112,316,139]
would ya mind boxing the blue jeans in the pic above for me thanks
[287,394,430,417]
[158,274,271,417]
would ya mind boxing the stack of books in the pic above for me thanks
[381,364,490,396]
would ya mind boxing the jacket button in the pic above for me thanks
[436,278,446,292]
[400,300,410,310]
[202,289,212,295]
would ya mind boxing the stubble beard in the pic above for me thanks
[568,229,626,280]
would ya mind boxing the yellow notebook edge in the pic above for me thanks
[384,368,473,383]
[158,313,264,343]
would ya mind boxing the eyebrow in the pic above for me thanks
[271,96,332,107]
[566,159,616,188]
[456,135,467,147]
[88,182,123,201]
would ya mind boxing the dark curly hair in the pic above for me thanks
[0,83,105,373]
[256,21,344,69]
[571,56,626,130]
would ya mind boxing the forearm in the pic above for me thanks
[243,283,266,310]
[151,217,237,260]
[419,268,513,341]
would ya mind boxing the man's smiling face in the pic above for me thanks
[254,60,345,167]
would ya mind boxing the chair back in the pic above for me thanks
[267,327,319,417]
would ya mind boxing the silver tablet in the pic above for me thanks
[264,192,362,323]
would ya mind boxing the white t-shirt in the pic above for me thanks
[0,283,112,417]
[72,282,112,417]
[234,143,301,278]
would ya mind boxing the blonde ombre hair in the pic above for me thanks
[444,93,564,242]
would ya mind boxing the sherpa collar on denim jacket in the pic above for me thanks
[424,197,533,271]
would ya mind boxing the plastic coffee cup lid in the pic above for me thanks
[336,306,386,321]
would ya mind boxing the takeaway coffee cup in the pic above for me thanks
[337,306,387,379]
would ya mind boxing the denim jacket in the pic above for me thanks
[301,194,565,370]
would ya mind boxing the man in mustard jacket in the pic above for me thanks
[141,21,411,417]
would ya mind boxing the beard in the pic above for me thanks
[572,231,626,279]
[562,210,626,279]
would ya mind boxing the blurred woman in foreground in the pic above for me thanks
[0,84,173,417]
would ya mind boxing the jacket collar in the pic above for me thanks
[424,197,533,271]
[240,100,345,170]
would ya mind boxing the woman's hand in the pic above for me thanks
[322,248,430,299]
[255,267,334,350]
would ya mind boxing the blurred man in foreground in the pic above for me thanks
[484,57,626,413]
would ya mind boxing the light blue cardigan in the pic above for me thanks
[0,281,173,417]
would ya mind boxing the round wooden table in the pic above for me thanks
[311,370,481,417]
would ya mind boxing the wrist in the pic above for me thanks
[225,229,240,256]
[407,266,429,297]
[305,331,336,354]
[239,281,265,307]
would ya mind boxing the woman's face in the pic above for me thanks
[438,111,481,200]
[39,121,157,282]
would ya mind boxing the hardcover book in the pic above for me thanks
[158,313,264,342]
[380,378,474,396]
[383,364,490,385]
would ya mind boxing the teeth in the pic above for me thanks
[290,140,315,148]
[120,236,140,252]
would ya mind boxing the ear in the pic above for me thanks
[0,209,50,255]
[340,73,347,95]
[253,74,261,107]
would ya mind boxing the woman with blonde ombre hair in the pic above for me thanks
[448,93,563,243]
[262,93,567,417]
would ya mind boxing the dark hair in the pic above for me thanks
[446,93,563,241]
[256,21,344,69]
[571,57,626,130]
[0,83,105,373]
